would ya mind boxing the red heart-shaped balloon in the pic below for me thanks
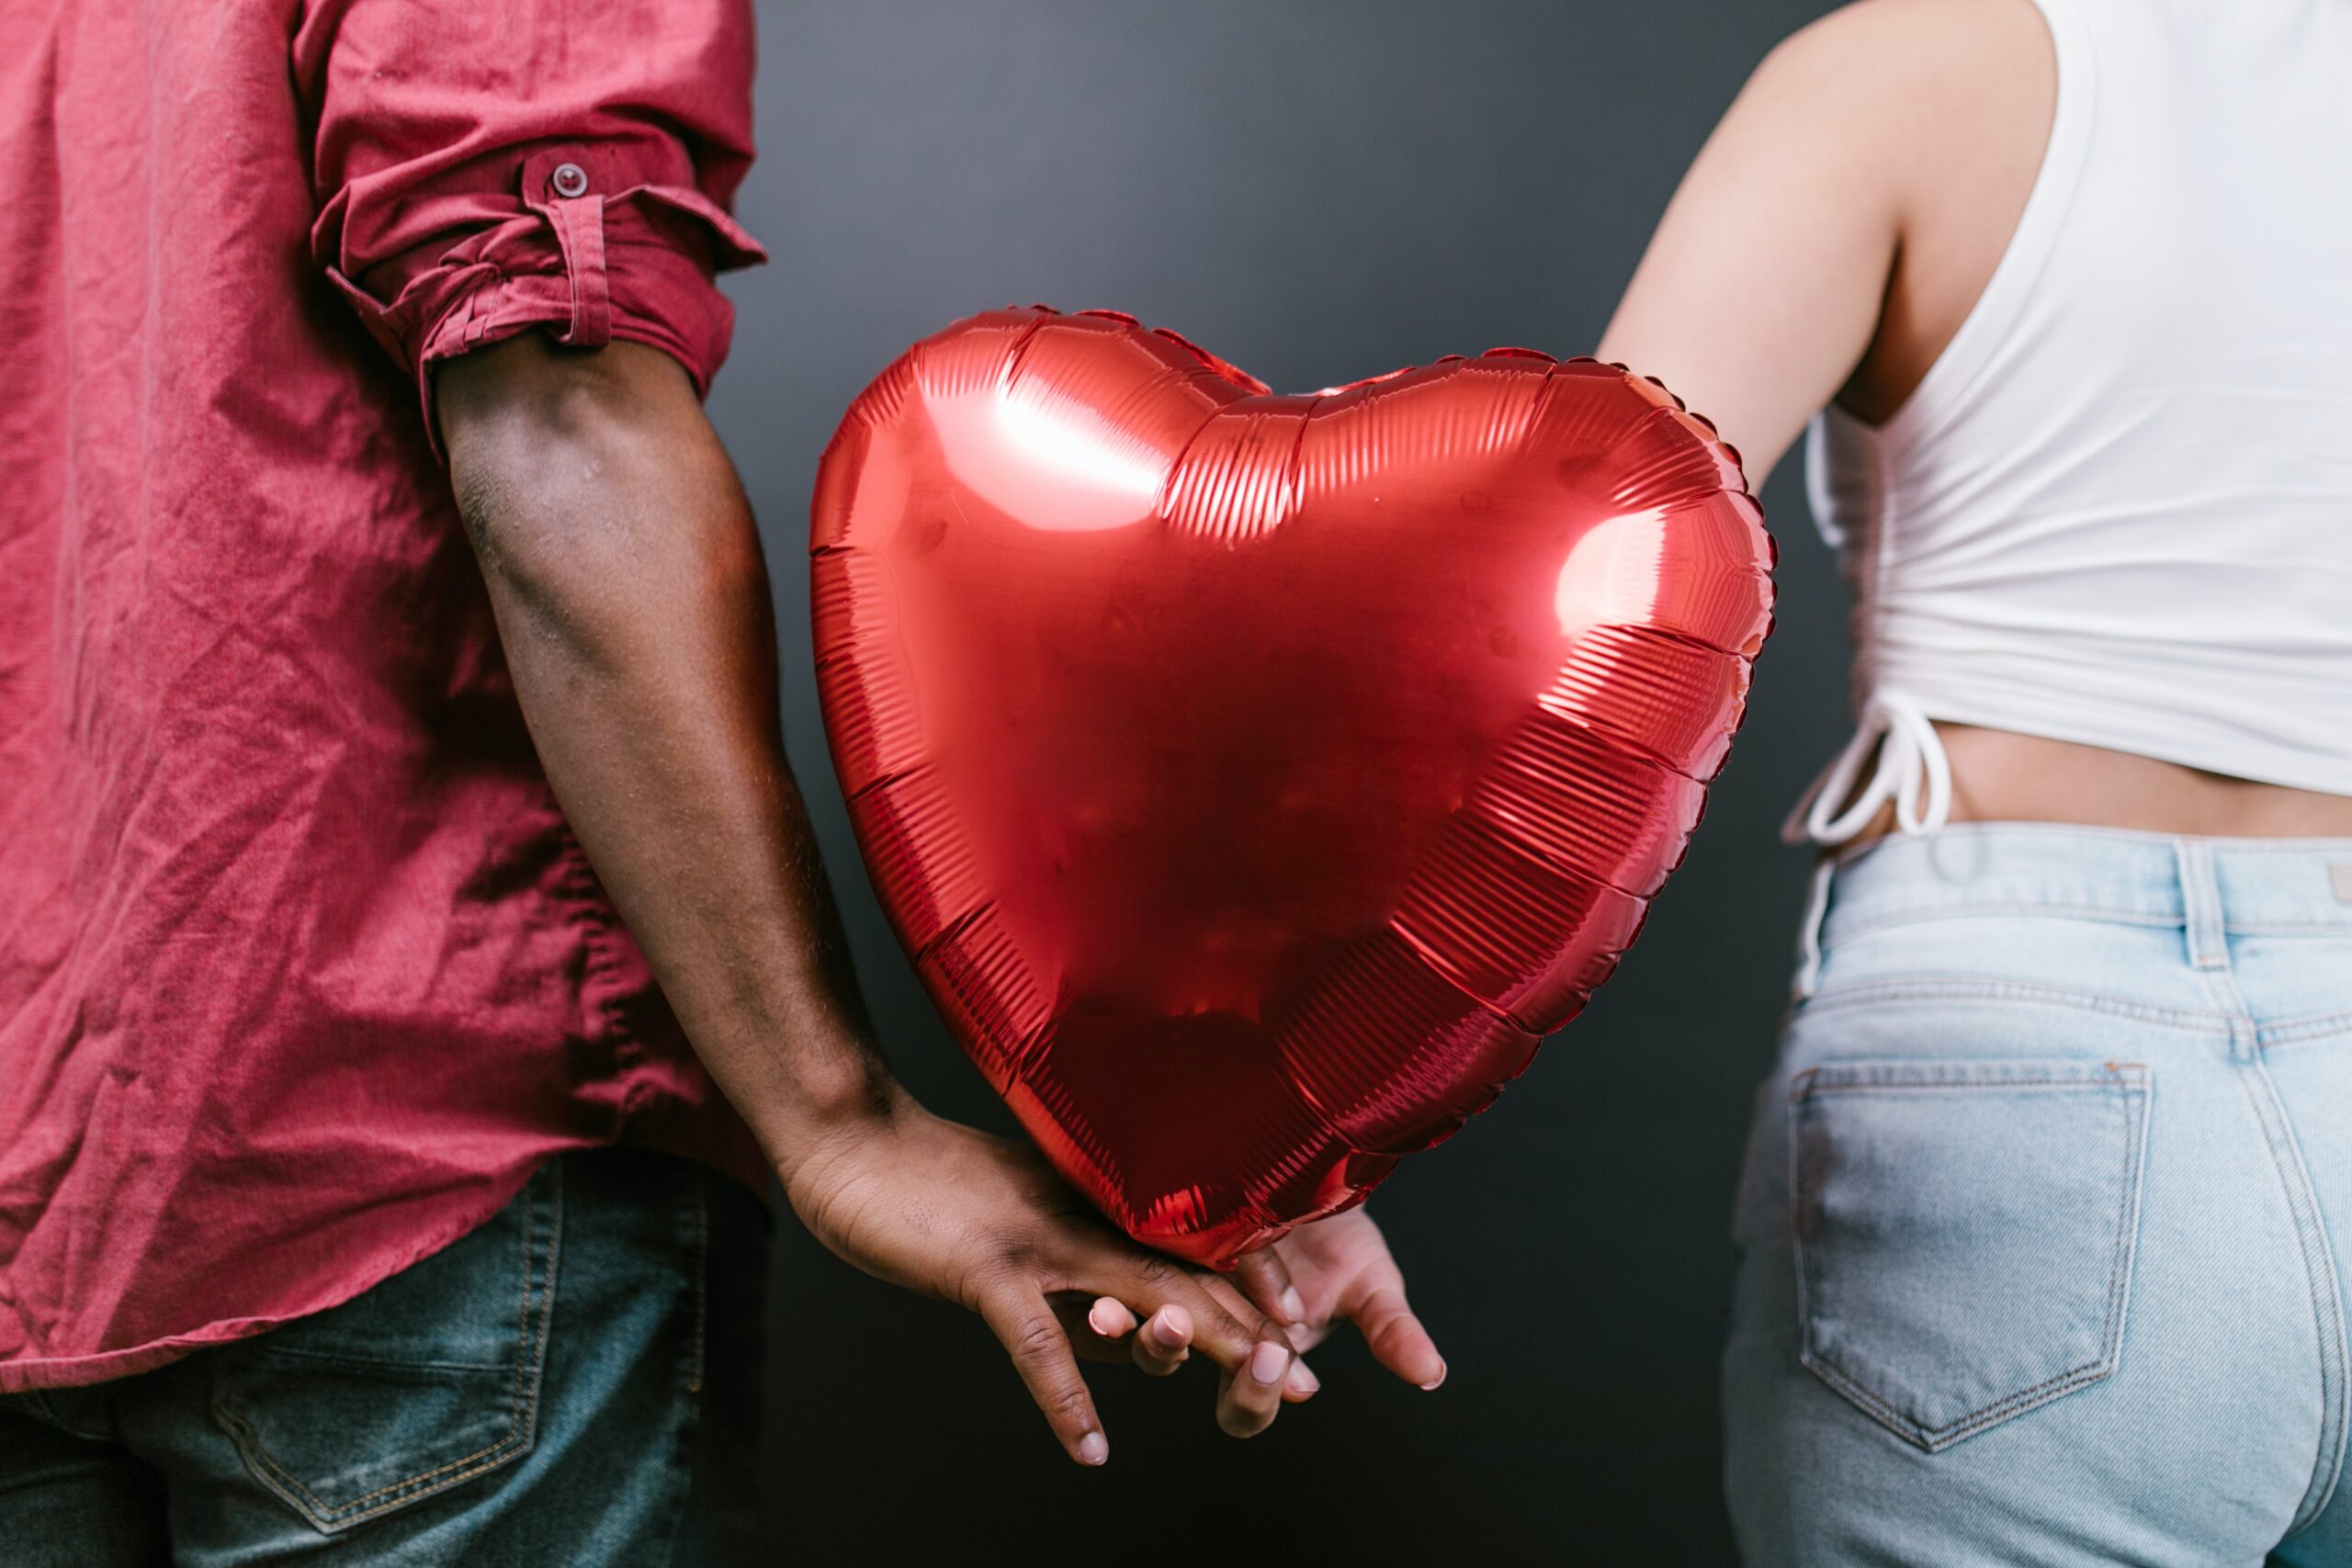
[812,308,1771,1265]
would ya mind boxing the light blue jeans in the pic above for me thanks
[1726,825,2352,1567]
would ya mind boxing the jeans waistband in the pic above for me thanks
[1816,822,2352,949]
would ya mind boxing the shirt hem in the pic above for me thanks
[0,1113,774,1394]
[0,1156,548,1394]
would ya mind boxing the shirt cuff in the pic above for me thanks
[327,147,768,460]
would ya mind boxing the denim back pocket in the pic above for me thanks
[209,1160,560,1533]
[1790,1058,2151,1451]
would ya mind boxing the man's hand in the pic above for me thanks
[1081,1206,1444,1398]
[436,332,1297,1465]
[783,1094,1303,1461]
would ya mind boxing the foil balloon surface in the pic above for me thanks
[810,307,1773,1265]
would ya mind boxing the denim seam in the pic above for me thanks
[213,1165,563,1529]
[2262,1010,2352,1050]
[1791,1070,2150,1453]
[1829,908,2352,943]
[1826,903,2182,942]
[2239,1051,2351,1539]
[1792,1063,2154,1094]
[1803,1350,2116,1454]
[1797,976,2232,1032]
[1797,1081,2126,1095]
[2186,908,2351,1543]
[1836,822,2352,854]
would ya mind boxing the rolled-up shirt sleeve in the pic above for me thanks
[297,0,768,451]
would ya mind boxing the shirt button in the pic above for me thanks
[550,163,589,199]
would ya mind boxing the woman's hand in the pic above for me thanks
[1250,1207,1446,1388]
[780,1095,1303,1463]
[1080,1204,1444,1402]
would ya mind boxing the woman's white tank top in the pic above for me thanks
[1795,0,2352,843]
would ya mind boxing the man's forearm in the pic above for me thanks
[434,333,1308,1462]
[438,334,892,1178]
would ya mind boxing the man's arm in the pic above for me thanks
[435,333,1302,1463]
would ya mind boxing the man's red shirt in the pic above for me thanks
[0,0,769,1389]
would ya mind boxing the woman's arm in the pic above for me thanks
[1597,0,2052,484]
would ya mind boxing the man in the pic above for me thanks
[0,1,1442,1560]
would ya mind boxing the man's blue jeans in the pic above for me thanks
[0,1148,769,1566]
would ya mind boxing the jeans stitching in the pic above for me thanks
[1845,822,2352,852]
[1826,902,2183,943]
[1797,976,2232,1032]
[213,1161,562,1529]
[2225,923,2352,936]
[1790,1069,2150,1452]
[1802,1354,2116,1452]
[1796,1077,2142,1098]
[2179,856,2351,1540]
[2239,1052,2351,1539]
[2262,1010,2352,1050]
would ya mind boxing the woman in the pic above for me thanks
[1597,0,2352,1561]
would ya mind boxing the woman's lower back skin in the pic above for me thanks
[1857,728,2352,848]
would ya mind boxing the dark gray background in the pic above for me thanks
[707,2,1845,1559]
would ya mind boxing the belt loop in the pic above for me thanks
[2176,837,2229,972]
[1792,857,1837,999]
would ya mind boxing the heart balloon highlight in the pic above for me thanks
[811,308,1772,1265]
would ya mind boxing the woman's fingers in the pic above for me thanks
[1058,1238,1300,1435]
[1052,1292,1135,1365]
[1351,1280,1447,1390]
[1193,1269,1318,1401]
[978,1284,1112,1466]
[1055,1272,1317,1441]
[1216,1337,1296,1437]
[1070,1292,1192,1376]
[1080,1247,1291,1381]
[1129,1303,1193,1376]
[1084,1292,1296,1392]
[1228,1245,1306,1329]
[1199,1269,1329,1355]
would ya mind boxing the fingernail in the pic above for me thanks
[1419,1361,1448,1392]
[1250,1340,1291,1385]
[1286,1359,1320,1396]
[1078,1431,1109,1466]
[1086,1299,1123,1337]
[1278,1286,1306,1323]
[1149,1310,1186,1348]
